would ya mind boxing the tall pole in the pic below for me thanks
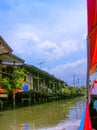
[13,61,16,109]
[78,77,79,87]
[0,60,2,88]
[86,36,90,103]
[73,74,75,87]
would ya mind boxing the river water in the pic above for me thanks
[0,97,85,130]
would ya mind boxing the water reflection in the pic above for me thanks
[0,97,85,130]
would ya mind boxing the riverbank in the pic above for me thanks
[0,90,84,111]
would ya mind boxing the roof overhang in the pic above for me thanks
[0,53,24,63]
[0,35,24,64]
[0,35,13,54]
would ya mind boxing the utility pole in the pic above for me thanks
[73,74,75,87]
[78,77,79,87]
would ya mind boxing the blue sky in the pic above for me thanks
[0,0,87,86]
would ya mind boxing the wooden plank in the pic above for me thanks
[0,94,8,98]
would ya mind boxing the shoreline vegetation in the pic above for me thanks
[0,90,84,111]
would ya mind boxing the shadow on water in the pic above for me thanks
[0,97,85,130]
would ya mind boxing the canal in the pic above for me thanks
[0,97,85,130]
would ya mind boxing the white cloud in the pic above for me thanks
[60,40,78,54]
[35,39,83,61]
[11,38,85,63]
[16,32,40,42]
[37,40,63,60]
[6,24,85,61]
[48,58,87,85]
[50,58,86,74]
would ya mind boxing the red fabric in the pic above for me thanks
[87,0,97,33]
[89,29,97,74]
[94,79,97,83]
[0,89,7,93]
[12,89,23,94]
[87,0,97,75]
[84,103,92,130]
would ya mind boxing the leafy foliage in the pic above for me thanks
[70,87,76,94]
[0,78,11,91]
[13,68,25,89]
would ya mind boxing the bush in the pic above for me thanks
[0,78,11,91]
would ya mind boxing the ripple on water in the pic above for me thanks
[38,119,80,130]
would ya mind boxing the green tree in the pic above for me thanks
[12,68,25,89]
[0,77,11,91]
[70,87,76,94]
[80,86,87,94]
[64,87,71,94]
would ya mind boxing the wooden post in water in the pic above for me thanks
[0,60,2,88]
[13,61,16,109]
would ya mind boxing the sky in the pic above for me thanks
[0,0,87,86]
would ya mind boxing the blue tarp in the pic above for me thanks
[22,84,28,92]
